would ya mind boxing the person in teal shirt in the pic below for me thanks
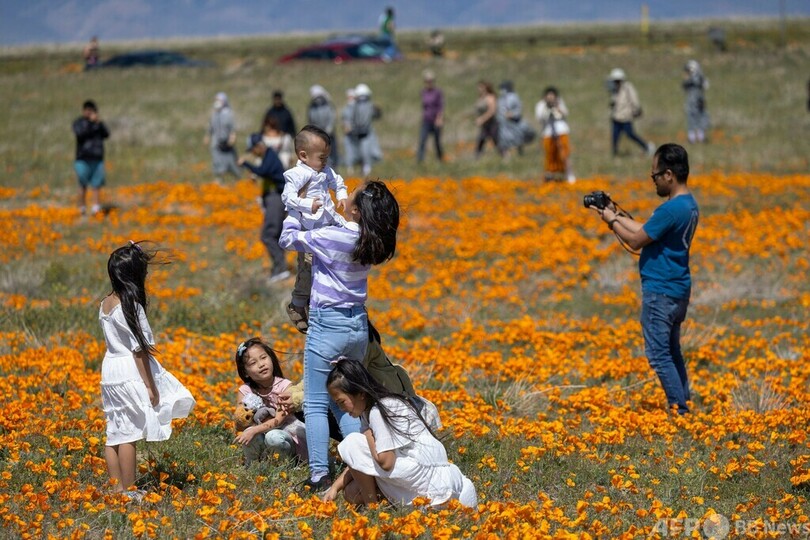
[379,7,395,39]
[593,143,699,414]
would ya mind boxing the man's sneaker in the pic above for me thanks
[268,270,291,285]
[647,141,656,156]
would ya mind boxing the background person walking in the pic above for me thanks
[474,81,501,158]
[607,68,654,157]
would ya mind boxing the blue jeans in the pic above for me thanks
[303,305,368,479]
[641,291,691,414]
[611,120,647,155]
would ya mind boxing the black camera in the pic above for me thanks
[583,191,612,210]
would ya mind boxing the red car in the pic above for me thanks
[279,35,402,64]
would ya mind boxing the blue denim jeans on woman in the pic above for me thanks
[641,291,691,414]
[303,305,368,480]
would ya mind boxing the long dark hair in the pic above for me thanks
[107,241,156,355]
[353,180,399,266]
[234,337,285,389]
[326,359,434,439]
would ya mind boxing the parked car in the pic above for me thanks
[99,50,211,68]
[279,35,401,64]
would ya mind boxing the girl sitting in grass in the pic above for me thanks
[232,337,307,465]
[322,359,477,508]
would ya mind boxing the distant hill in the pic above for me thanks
[2,0,809,46]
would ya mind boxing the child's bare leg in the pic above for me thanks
[346,468,379,505]
[91,188,102,212]
[78,185,87,212]
[104,445,123,492]
[343,475,364,504]
[116,442,138,491]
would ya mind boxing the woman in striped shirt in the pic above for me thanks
[279,180,399,492]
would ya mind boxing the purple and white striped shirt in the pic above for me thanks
[279,213,370,308]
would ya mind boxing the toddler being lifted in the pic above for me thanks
[282,125,348,333]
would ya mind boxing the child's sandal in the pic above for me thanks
[286,303,309,334]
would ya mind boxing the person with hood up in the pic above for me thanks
[682,60,710,144]
[307,85,340,166]
[204,92,241,183]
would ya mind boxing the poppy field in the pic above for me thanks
[1,170,809,539]
[2,18,810,540]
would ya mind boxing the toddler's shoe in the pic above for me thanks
[286,302,309,334]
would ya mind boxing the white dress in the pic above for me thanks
[100,302,195,446]
[337,397,477,508]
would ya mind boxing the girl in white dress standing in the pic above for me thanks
[322,360,477,508]
[99,242,195,497]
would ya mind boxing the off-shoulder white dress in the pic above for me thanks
[99,302,195,446]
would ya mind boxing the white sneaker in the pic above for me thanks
[122,489,147,503]
[91,204,102,215]
[566,174,576,184]
[267,270,291,284]
[647,142,656,156]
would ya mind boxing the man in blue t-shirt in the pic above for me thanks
[594,143,699,414]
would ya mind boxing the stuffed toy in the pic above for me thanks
[242,392,276,425]
[234,403,255,432]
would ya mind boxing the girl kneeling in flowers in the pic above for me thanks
[233,338,307,465]
[279,180,400,492]
[323,360,478,508]
[99,242,195,498]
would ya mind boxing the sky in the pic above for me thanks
[1,0,809,46]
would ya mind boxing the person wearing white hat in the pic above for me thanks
[204,92,241,183]
[607,69,654,157]
[682,60,709,143]
[307,85,340,166]
[341,88,359,171]
[349,83,382,176]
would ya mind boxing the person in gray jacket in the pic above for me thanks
[682,60,710,144]
[307,85,339,166]
[204,92,241,183]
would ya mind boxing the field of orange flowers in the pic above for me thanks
[1,172,809,539]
